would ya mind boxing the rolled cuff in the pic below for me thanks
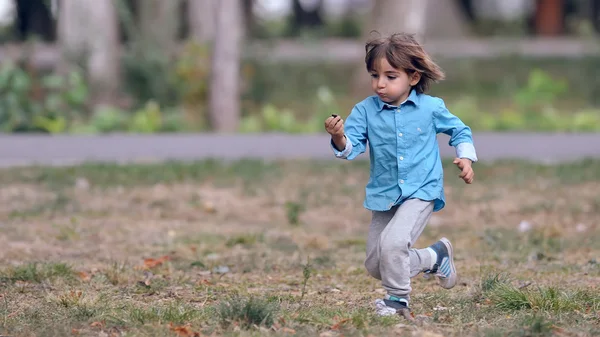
[456,142,478,162]
[331,136,352,159]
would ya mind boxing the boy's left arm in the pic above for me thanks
[433,99,477,184]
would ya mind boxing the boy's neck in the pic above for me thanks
[390,89,413,107]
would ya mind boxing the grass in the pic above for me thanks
[0,158,599,336]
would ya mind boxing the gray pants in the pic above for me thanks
[364,198,434,299]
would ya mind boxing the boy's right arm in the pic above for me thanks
[326,105,367,160]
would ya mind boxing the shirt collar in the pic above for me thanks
[375,89,420,111]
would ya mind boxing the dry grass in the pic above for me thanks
[0,158,599,337]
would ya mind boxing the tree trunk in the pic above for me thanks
[188,0,218,43]
[86,0,120,106]
[535,0,564,36]
[139,0,181,51]
[58,0,120,107]
[208,0,243,132]
[58,0,89,63]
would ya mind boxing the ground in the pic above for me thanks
[0,159,598,337]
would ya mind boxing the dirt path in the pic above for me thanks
[1,133,599,167]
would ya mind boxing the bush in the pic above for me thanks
[0,62,88,133]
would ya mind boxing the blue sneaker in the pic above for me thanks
[424,237,457,289]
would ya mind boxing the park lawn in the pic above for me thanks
[0,159,599,337]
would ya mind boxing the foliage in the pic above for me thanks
[69,102,188,134]
[1,58,599,134]
[451,69,600,132]
[173,41,212,130]
[239,86,340,133]
[0,62,88,133]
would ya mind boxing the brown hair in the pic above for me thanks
[364,32,445,93]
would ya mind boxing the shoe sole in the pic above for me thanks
[439,237,457,289]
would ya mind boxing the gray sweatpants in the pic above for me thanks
[364,198,434,300]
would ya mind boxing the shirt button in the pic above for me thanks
[400,180,404,184]
[398,133,403,137]
[399,156,404,161]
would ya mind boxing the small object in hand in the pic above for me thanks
[331,114,338,118]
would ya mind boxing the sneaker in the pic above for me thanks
[424,237,457,289]
[374,295,409,316]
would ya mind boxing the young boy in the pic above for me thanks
[324,32,477,317]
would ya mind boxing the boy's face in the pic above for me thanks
[370,58,420,106]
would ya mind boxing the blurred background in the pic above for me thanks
[1,0,599,135]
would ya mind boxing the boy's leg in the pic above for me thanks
[364,208,396,280]
[378,198,434,301]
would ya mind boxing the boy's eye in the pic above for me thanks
[370,74,378,78]
[387,76,397,80]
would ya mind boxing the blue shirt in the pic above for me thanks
[331,89,478,212]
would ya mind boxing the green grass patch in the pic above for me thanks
[217,295,280,329]
[0,262,76,284]
[2,158,600,190]
[482,272,599,314]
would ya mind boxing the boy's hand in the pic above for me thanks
[453,158,474,184]
[325,115,346,151]
[325,115,344,138]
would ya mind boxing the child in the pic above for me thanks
[324,32,477,317]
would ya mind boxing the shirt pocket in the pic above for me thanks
[404,118,433,146]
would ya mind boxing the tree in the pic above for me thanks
[58,0,120,106]
[87,0,120,106]
[139,0,181,51]
[208,0,244,132]
[188,0,218,43]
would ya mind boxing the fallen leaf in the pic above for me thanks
[78,271,91,282]
[281,327,296,334]
[143,255,171,269]
[90,321,105,328]
[331,318,350,330]
[71,328,80,335]
[196,279,212,286]
[202,201,217,213]
[169,323,201,337]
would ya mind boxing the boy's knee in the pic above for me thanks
[379,235,410,255]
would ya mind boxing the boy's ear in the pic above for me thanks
[410,72,421,86]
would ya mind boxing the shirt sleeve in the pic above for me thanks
[331,105,368,160]
[433,98,478,162]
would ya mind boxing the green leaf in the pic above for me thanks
[42,75,64,90]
